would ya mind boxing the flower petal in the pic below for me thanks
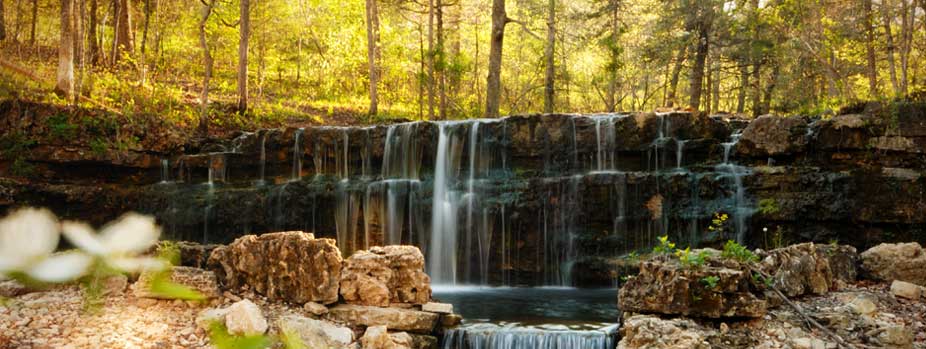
[108,256,167,273]
[26,252,93,283]
[99,213,161,254]
[61,222,108,255]
[0,208,60,267]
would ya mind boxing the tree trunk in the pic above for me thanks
[29,0,36,45]
[736,64,748,113]
[56,0,75,99]
[687,23,710,111]
[750,60,761,116]
[703,52,712,114]
[881,0,899,95]
[666,47,686,108]
[543,0,555,114]
[140,0,151,82]
[364,0,380,115]
[426,0,435,119]
[485,0,506,118]
[436,0,446,119]
[759,61,780,115]
[198,0,215,136]
[113,0,133,64]
[898,0,911,95]
[88,0,100,64]
[864,0,878,97]
[237,0,249,112]
[711,58,721,113]
[0,0,6,41]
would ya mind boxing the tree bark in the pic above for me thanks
[113,0,133,64]
[687,20,710,111]
[711,57,720,113]
[0,0,6,41]
[759,61,780,115]
[898,0,911,95]
[29,0,36,45]
[436,0,446,119]
[198,0,215,136]
[881,0,899,95]
[364,0,380,115]
[88,0,100,64]
[56,0,75,99]
[543,0,555,113]
[666,47,686,108]
[864,0,878,97]
[485,0,507,118]
[140,0,151,82]
[237,0,250,112]
[426,0,435,119]
[736,64,748,113]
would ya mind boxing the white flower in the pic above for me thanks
[62,213,166,273]
[0,208,92,282]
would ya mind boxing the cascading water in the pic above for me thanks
[442,325,616,349]
[717,130,752,243]
[429,122,466,285]
[292,128,304,181]
[160,159,170,183]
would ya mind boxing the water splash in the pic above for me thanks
[441,323,616,349]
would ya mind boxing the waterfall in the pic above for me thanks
[542,175,581,286]
[429,122,465,285]
[586,114,626,173]
[676,139,687,170]
[258,132,267,185]
[292,128,304,181]
[441,324,616,349]
[717,130,752,243]
[160,159,169,183]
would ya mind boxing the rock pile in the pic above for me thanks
[207,231,342,304]
[339,245,432,307]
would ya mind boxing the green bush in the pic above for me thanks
[722,240,759,263]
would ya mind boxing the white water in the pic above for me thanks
[160,159,169,183]
[429,122,465,284]
[717,130,752,243]
[292,128,304,181]
[442,324,616,349]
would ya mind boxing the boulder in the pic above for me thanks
[360,326,412,349]
[618,315,712,349]
[890,280,922,300]
[326,304,439,333]
[278,314,353,348]
[100,274,128,296]
[421,302,453,314]
[304,301,329,316]
[340,246,431,307]
[618,258,767,319]
[757,243,858,298]
[0,280,32,298]
[196,307,229,330]
[736,115,808,157]
[132,266,220,299]
[225,299,268,336]
[860,242,926,286]
[208,231,342,304]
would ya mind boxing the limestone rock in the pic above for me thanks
[848,296,877,315]
[421,302,453,314]
[618,315,712,349]
[101,274,128,296]
[736,115,808,157]
[890,280,922,300]
[340,245,431,307]
[0,280,32,298]
[278,315,353,348]
[757,243,858,298]
[132,266,220,299]
[361,326,410,349]
[326,304,439,333]
[208,231,342,304]
[408,334,439,349]
[860,243,926,286]
[618,258,767,319]
[440,314,463,327]
[304,301,329,316]
[224,299,268,336]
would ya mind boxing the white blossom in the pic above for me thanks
[61,213,166,273]
[0,208,89,282]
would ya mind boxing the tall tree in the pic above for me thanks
[687,2,714,111]
[485,0,507,118]
[864,0,878,97]
[364,0,380,115]
[29,0,36,45]
[56,0,76,99]
[665,47,686,108]
[543,0,555,113]
[881,0,899,95]
[198,0,216,136]
[113,0,133,65]
[88,0,101,64]
[237,0,250,112]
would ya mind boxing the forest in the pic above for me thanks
[0,0,924,131]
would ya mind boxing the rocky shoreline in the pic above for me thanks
[2,234,924,348]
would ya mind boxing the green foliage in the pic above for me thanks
[707,213,729,238]
[752,272,774,288]
[722,240,759,263]
[147,269,207,301]
[279,329,307,349]
[652,235,677,255]
[765,226,789,249]
[676,247,711,268]
[758,199,780,216]
[0,131,37,176]
[48,113,78,138]
[208,322,272,349]
[89,138,109,156]
[157,241,182,267]
[700,276,720,289]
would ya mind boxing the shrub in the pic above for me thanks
[722,240,759,263]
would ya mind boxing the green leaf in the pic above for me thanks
[209,322,272,349]
[148,271,206,301]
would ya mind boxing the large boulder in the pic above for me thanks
[618,257,767,319]
[360,326,413,349]
[208,231,342,304]
[131,266,220,299]
[277,315,353,349]
[736,115,808,157]
[339,246,431,307]
[860,242,926,286]
[618,315,712,349]
[225,299,268,336]
[757,243,858,298]
[326,304,439,333]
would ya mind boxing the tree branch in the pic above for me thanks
[505,17,541,40]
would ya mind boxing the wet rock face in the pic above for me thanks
[860,242,926,286]
[340,246,432,307]
[207,231,342,304]
[757,243,858,298]
[736,115,808,157]
[618,257,768,319]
